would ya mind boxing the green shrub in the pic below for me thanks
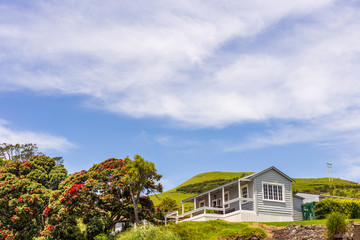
[94,233,111,240]
[315,198,360,219]
[86,216,107,240]
[325,212,347,239]
[116,225,180,240]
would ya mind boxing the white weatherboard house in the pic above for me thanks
[166,166,298,224]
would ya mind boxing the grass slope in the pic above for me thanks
[292,177,358,193]
[116,221,267,240]
[151,171,360,209]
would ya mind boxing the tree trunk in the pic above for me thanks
[130,191,139,228]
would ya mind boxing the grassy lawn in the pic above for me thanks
[163,220,266,240]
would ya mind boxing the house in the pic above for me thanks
[166,166,298,224]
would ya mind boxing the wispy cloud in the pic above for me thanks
[0,120,74,151]
[0,0,349,128]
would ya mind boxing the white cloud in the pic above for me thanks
[0,0,344,128]
[0,120,74,151]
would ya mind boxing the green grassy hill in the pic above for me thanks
[151,171,360,210]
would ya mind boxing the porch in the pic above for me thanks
[166,179,256,224]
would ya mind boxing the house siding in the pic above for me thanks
[254,169,293,217]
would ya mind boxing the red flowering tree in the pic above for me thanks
[45,157,162,237]
[0,155,67,239]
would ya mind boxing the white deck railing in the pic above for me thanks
[165,197,255,224]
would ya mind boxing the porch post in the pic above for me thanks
[208,192,211,207]
[182,202,184,214]
[194,197,196,210]
[238,180,242,210]
[222,187,225,214]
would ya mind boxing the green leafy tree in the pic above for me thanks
[0,155,68,239]
[158,197,179,214]
[0,143,40,161]
[123,154,162,227]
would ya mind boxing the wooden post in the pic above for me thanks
[194,197,196,210]
[238,180,242,211]
[182,203,184,214]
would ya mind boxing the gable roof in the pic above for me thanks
[243,166,295,182]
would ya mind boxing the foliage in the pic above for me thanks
[164,220,266,240]
[116,224,180,240]
[315,198,360,219]
[0,143,40,161]
[158,197,179,214]
[123,154,162,226]
[0,155,68,239]
[43,157,163,238]
[325,212,347,239]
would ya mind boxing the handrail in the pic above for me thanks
[177,206,223,218]
[178,197,254,218]
[165,210,179,217]
[224,197,254,205]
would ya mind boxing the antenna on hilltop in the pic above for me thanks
[326,163,333,183]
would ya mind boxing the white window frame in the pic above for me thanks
[224,191,230,208]
[262,182,285,202]
[199,200,205,208]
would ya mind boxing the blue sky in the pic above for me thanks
[1,0,360,190]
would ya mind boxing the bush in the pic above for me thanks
[86,216,106,240]
[315,198,360,219]
[116,225,180,240]
[325,212,347,239]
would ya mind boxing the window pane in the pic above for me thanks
[263,184,268,199]
[278,186,283,201]
[269,185,273,200]
[274,185,278,200]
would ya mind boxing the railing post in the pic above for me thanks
[182,203,184,214]
[208,192,211,207]
[238,180,242,211]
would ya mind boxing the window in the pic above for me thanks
[242,186,248,198]
[224,191,229,208]
[212,199,221,207]
[263,183,284,201]
[199,200,205,208]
